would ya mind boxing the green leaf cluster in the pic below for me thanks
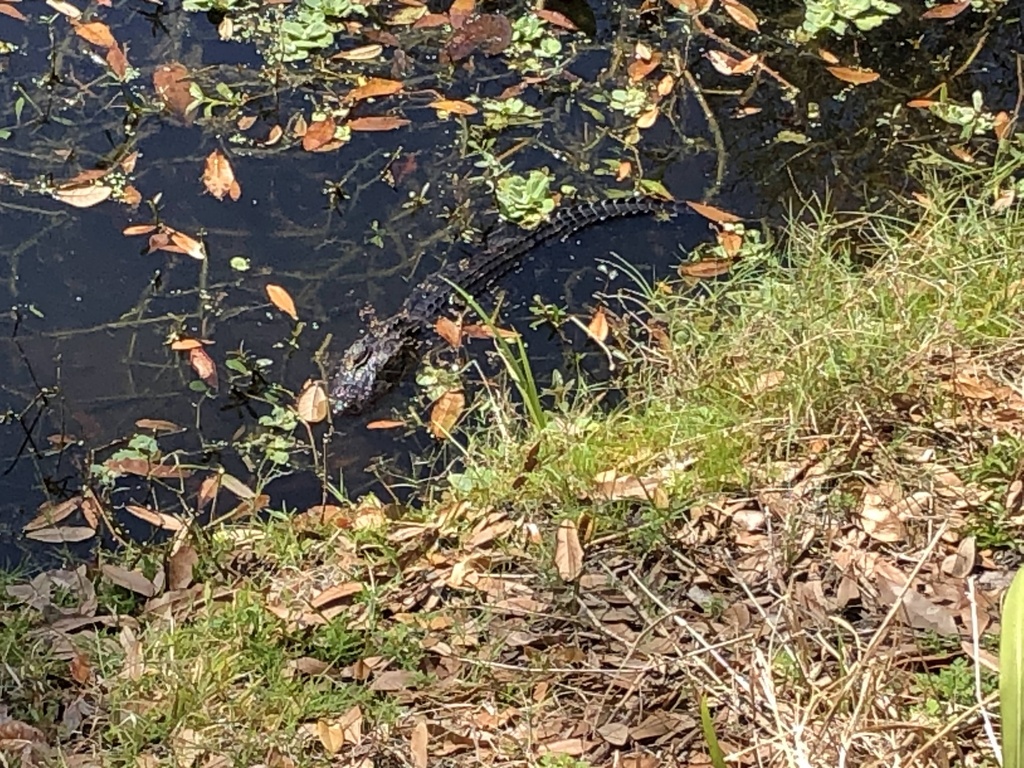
[800,0,900,38]
[495,168,556,230]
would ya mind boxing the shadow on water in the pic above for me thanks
[0,0,1020,567]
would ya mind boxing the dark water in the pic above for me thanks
[0,0,1020,567]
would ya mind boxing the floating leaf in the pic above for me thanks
[535,8,576,29]
[434,316,462,347]
[0,3,28,21]
[45,0,81,18]
[628,50,662,82]
[124,504,185,530]
[443,13,511,61]
[685,200,741,223]
[555,519,584,581]
[24,497,83,532]
[26,526,95,543]
[348,116,410,131]
[346,77,403,102]
[168,229,206,259]
[428,389,464,438]
[921,0,969,18]
[73,20,116,48]
[105,42,128,79]
[296,380,329,423]
[202,149,241,201]
[636,106,659,129]
[679,257,734,279]
[333,43,383,60]
[153,62,195,123]
[706,50,758,76]
[586,307,609,343]
[53,184,112,208]
[169,338,207,351]
[265,283,298,320]
[366,419,406,430]
[827,66,880,85]
[302,117,339,152]
[189,347,218,387]
[722,0,759,31]
[428,99,478,116]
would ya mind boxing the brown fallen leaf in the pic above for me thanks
[678,257,733,279]
[52,184,113,208]
[25,526,96,543]
[443,13,512,61]
[332,43,383,60]
[45,0,80,17]
[189,346,218,388]
[628,50,662,82]
[167,228,206,259]
[202,149,241,201]
[685,200,741,223]
[555,518,584,581]
[534,8,577,29]
[827,66,880,85]
[24,496,83,532]
[586,307,609,343]
[428,389,465,438]
[123,223,157,236]
[448,0,474,28]
[101,564,157,597]
[410,719,429,768]
[921,0,969,18]
[0,3,28,21]
[435,316,463,347]
[105,42,129,79]
[153,62,196,124]
[347,115,410,132]
[302,117,339,152]
[366,419,406,430]
[296,380,329,423]
[73,20,116,48]
[167,543,198,590]
[636,106,659,129]
[429,99,479,116]
[722,0,759,31]
[346,77,403,102]
[266,283,298,320]
[124,504,185,531]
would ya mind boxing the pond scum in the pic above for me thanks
[2,0,1024,763]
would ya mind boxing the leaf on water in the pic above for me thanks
[265,283,298,320]
[152,62,195,124]
[236,114,257,131]
[535,8,577,29]
[104,456,193,479]
[388,4,427,24]
[264,124,284,146]
[657,74,675,96]
[722,0,759,31]
[73,20,116,48]
[636,106,658,129]
[123,223,156,236]
[705,50,758,76]
[346,77,403,102]
[818,48,840,64]
[101,564,157,597]
[24,496,83,532]
[105,43,129,80]
[45,0,80,17]
[81,488,102,528]
[296,380,329,423]
[52,184,112,208]
[202,149,241,201]
[586,307,609,343]
[462,323,519,340]
[25,526,95,543]
[366,419,406,430]
[302,117,340,152]
[907,98,936,108]
[616,160,632,181]
[412,12,449,27]
[197,474,220,509]
[443,13,512,61]
[826,66,880,85]
[428,99,478,116]
[685,200,741,223]
[434,316,462,347]
[0,3,28,21]
[189,346,218,388]
[124,504,185,530]
[921,0,969,18]
[428,389,465,439]
[165,229,205,259]
[348,116,410,131]
[410,719,429,768]
[333,43,383,60]
[628,50,661,82]
[135,418,182,432]
[679,257,734,279]
[555,519,584,582]
[448,0,474,28]
[169,338,208,351]
[219,474,255,500]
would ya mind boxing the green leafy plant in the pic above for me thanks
[479,97,543,132]
[929,90,996,141]
[799,0,901,38]
[507,14,564,72]
[494,168,556,229]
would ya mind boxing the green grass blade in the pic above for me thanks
[699,694,728,768]
[1002,568,1024,768]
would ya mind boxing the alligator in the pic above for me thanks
[329,196,685,414]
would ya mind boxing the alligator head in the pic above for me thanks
[329,317,418,414]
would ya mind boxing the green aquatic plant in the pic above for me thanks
[494,168,556,229]
[799,0,901,38]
